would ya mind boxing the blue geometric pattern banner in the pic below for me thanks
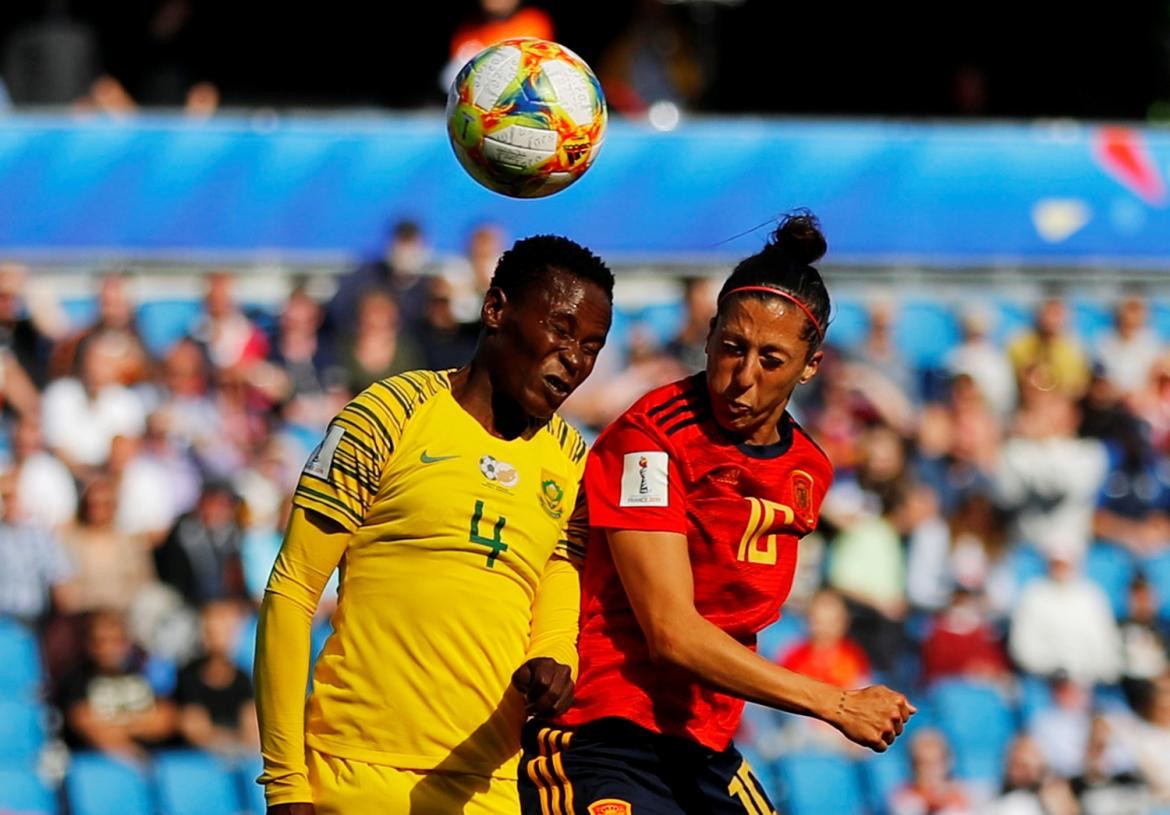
[1,114,1169,265]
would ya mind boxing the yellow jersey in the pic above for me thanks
[291,369,587,779]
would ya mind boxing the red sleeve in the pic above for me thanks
[584,413,686,534]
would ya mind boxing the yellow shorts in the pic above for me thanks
[307,748,520,815]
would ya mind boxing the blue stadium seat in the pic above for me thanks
[992,300,1032,347]
[1149,302,1170,342]
[1085,542,1136,620]
[1009,544,1048,590]
[860,749,911,815]
[826,299,868,350]
[1070,300,1113,345]
[774,752,865,815]
[59,297,97,330]
[0,618,43,699]
[630,301,685,348]
[1144,550,1170,621]
[757,611,807,662]
[233,611,258,675]
[236,754,266,815]
[154,750,242,815]
[893,301,961,370]
[1017,675,1054,727]
[0,765,58,814]
[927,679,1015,784]
[136,299,202,357]
[0,700,47,763]
[66,753,152,815]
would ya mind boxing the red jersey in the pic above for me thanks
[562,374,833,751]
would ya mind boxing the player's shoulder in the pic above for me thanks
[342,369,453,438]
[540,412,589,472]
[616,372,708,434]
[788,413,833,475]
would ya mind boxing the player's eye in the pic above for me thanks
[722,342,743,355]
[760,357,784,371]
[582,342,602,357]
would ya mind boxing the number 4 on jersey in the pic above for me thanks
[469,500,508,568]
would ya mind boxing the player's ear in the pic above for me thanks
[799,348,824,385]
[481,287,508,333]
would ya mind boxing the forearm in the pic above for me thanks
[525,556,581,676]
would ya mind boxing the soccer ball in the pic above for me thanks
[446,38,607,199]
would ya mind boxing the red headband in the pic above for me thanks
[718,285,825,340]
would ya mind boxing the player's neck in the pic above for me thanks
[449,363,536,441]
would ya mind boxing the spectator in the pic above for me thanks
[1091,416,1170,557]
[325,219,432,341]
[6,412,78,529]
[887,728,973,815]
[921,588,1011,686]
[416,275,479,371]
[42,331,147,474]
[664,275,718,373]
[777,587,871,689]
[153,337,239,475]
[446,221,505,324]
[1127,352,1170,456]
[826,480,913,675]
[111,419,199,543]
[189,271,270,380]
[58,610,177,758]
[1007,296,1090,399]
[996,388,1107,559]
[175,600,258,755]
[153,481,246,607]
[1119,574,1170,684]
[1119,670,1170,806]
[945,303,1016,421]
[914,373,1000,516]
[0,470,74,623]
[1008,540,1123,687]
[0,262,54,387]
[1095,295,1160,397]
[254,285,338,419]
[983,734,1079,815]
[60,475,155,615]
[1028,672,1093,779]
[444,0,554,89]
[335,288,424,395]
[49,271,151,385]
[850,299,920,405]
[1070,714,1146,815]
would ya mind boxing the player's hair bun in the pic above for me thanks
[770,210,827,267]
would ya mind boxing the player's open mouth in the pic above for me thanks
[725,401,752,416]
[544,375,570,398]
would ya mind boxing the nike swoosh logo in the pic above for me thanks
[420,451,459,464]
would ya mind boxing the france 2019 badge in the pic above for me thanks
[790,469,816,528]
[540,469,565,520]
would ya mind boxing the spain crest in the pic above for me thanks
[588,800,633,815]
[540,469,565,519]
[791,469,815,526]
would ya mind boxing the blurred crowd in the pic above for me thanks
[4,218,1170,814]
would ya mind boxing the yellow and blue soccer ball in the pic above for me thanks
[446,38,607,199]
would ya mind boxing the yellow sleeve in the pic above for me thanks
[254,507,349,806]
[293,376,423,531]
[524,554,582,678]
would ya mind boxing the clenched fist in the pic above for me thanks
[511,657,574,717]
[826,685,916,752]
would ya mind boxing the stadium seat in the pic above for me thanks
[757,611,807,662]
[0,618,43,699]
[154,750,242,815]
[774,752,865,815]
[927,679,1015,784]
[136,299,202,357]
[1070,300,1113,345]
[860,749,911,815]
[59,297,97,330]
[992,300,1032,346]
[1144,550,1170,621]
[1085,541,1136,619]
[66,753,152,815]
[1009,544,1048,590]
[0,700,47,763]
[893,301,961,370]
[0,765,58,814]
[233,611,258,675]
[631,301,686,348]
[826,299,868,350]
[1017,674,1054,726]
[1149,301,1170,342]
[236,754,266,815]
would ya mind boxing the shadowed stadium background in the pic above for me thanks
[3,2,1170,814]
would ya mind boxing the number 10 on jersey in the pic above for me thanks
[736,497,794,565]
